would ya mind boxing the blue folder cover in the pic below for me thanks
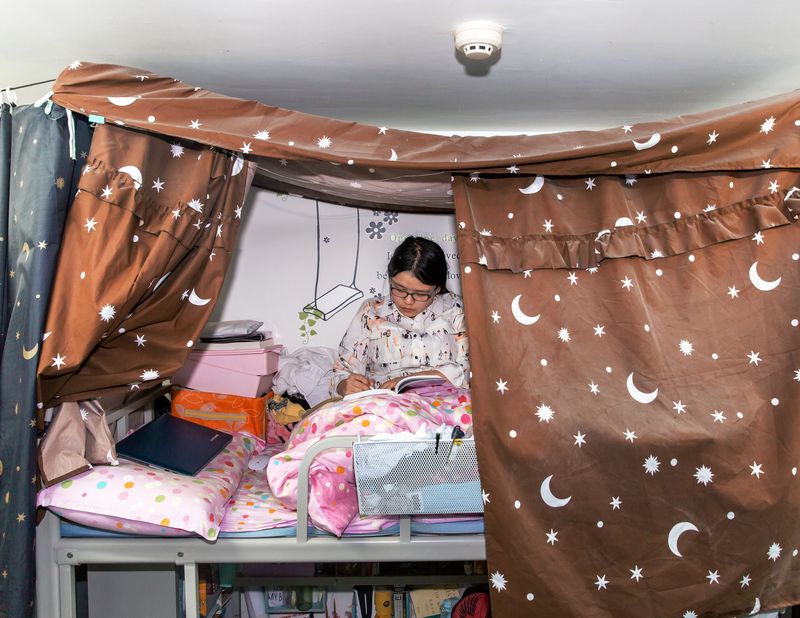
[115,414,232,476]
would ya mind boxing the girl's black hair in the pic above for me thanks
[387,236,448,292]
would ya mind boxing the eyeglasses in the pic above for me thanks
[390,284,438,302]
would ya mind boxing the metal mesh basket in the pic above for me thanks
[352,438,483,516]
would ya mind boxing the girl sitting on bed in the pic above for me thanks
[331,236,470,396]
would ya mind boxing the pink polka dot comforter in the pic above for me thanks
[266,383,472,536]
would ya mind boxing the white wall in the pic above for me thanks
[212,189,460,353]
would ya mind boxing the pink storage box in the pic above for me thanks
[183,346,281,376]
[172,345,282,398]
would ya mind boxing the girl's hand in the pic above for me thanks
[336,373,374,396]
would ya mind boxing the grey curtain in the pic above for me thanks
[0,102,91,618]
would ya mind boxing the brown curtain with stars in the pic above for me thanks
[47,62,800,616]
[38,123,255,407]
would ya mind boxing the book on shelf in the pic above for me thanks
[343,375,448,401]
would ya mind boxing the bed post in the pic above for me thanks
[36,510,62,618]
[182,561,200,618]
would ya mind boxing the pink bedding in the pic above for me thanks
[266,383,472,536]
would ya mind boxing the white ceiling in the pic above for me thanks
[4,1,800,135]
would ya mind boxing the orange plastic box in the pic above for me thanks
[171,388,269,439]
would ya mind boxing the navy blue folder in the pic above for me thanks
[115,414,232,476]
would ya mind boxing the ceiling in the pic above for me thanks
[4,1,800,135]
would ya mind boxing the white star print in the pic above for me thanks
[684,611,698,618]
[51,353,66,370]
[727,285,740,298]
[557,327,571,343]
[594,575,609,590]
[704,204,717,212]
[152,178,165,192]
[140,369,160,381]
[100,184,113,198]
[710,410,727,423]
[610,496,621,510]
[625,175,637,186]
[209,250,216,261]
[567,272,578,285]
[650,249,664,258]
[240,141,252,155]
[620,276,634,290]
[707,130,719,144]
[587,266,599,274]
[479,229,492,236]
[181,289,190,300]
[79,407,89,421]
[643,454,660,474]
[768,542,782,561]
[82,164,93,175]
[491,310,500,323]
[506,165,519,174]
[170,144,185,158]
[490,571,507,592]
[378,126,388,135]
[171,208,181,220]
[747,351,761,366]
[523,270,532,278]
[694,465,714,485]
[760,116,776,134]
[769,180,780,194]
[750,462,764,478]
[135,334,146,347]
[253,130,270,140]
[37,240,47,250]
[189,119,202,129]
[630,566,643,582]
[573,431,586,447]
[546,529,558,545]
[216,224,223,238]
[234,205,243,218]
[795,369,800,382]
[762,159,772,169]
[496,379,508,394]
[543,219,553,233]
[585,178,596,191]
[468,173,480,183]
[635,211,647,224]
[740,574,751,587]
[317,136,332,149]
[679,340,694,356]
[622,125,633,133]
[84,217,97,232]
[589,382,600,395]
[535,404,555,423]
[593,324,606,337]
[752,231,765,245]
[482,490,490,504]
[187,198,204,213]
[706,570,720,584]
[624,429,638,442]
[98,304,116,322]
[673,400,687,414]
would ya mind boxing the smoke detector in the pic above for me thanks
[454,21,504,60]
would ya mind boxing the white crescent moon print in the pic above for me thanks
[632,133,661,150]
[232,154,244,176]
[518,175,545,194]
[106,96,139,106]
[540,475,572,508]
[22,343,39,360]
[389,149,398,161]
[188,289,211,306]
[626,372,658,404]
[748,261,781,291]
[667,521,699,557]
[511,294,541,325]
[118,165,143,189]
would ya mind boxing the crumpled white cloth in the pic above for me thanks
[271,346,337,407]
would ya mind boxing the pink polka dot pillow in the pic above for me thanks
[37,432,262,540]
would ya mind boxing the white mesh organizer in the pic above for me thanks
[352,438,483,516]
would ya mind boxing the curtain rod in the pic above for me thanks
[7,78,55,91]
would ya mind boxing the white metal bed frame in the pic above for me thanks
[35,386,486,618]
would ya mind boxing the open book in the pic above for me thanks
[342,375,448,400]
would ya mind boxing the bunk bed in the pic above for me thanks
[35,385,486,618]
